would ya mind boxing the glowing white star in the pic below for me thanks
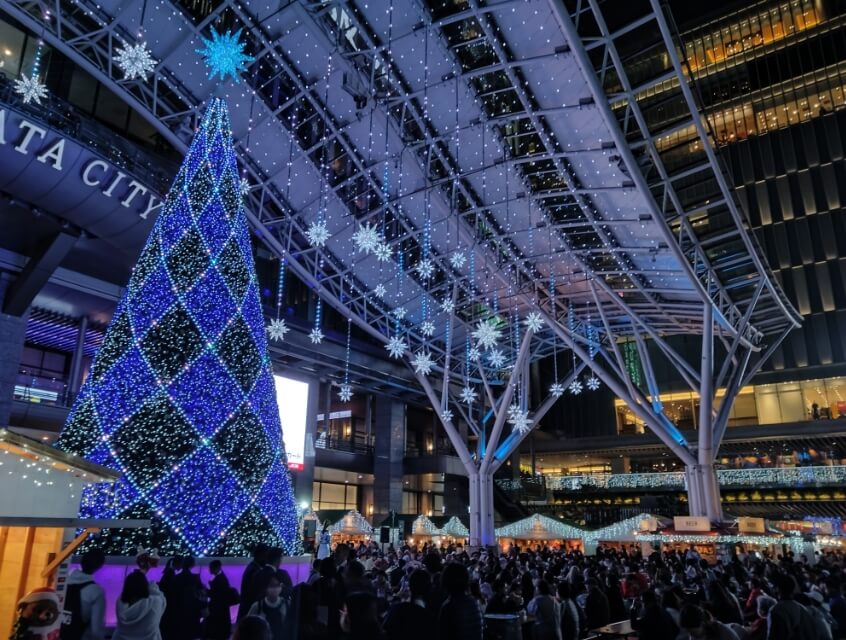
[472,318,502,351]
[420,321,435,337]
[450,252,467,269]
[508,408,533,434]
[385,336,408,359]
[441,299,455,314]
[373,284,387,299]
[14,73,47,105]
[267,318,289,342]
[586,376,601,391]
[440,409,453,423]
[488,349,506,368]
[524,312,544,333]
[507,403,521,421]
[374,242,392,262]
[305,220,330,247]
[569,379,583,395]
[114,41,156,80]
[393,307,407,321]
[411,351,435,376]
[338,384,353,402]
[549,382,565,398]
[416,259,435,279]
[195,27,255,83]
[239,177,251,197]
[460,386,478,405]
[352,222,381,254]
[468,347,481,362]
[309,328,324,344]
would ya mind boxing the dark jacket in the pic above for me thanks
[585,588,611,630]
[631,604,679,640]
[384,600,437,640]
[438,593,483,640]
[205,572,237,640]
[167,571,206,639]
[238,560,263,620]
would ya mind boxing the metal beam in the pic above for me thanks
[3,231,78,316]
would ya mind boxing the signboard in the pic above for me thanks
[273,375,310,471]
[674,516,711,532]
[738,517,766,534]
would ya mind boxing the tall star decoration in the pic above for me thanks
[586,375,601,391]
[114,41,157,80]
[488,349,506,368]
[373,284,387,299]
[338,384,353,402]
[411,351,435,376]
[524,312,544,333]
[352,222,381,254]
[416,259,435,279]
[239,177,251,198]
[450,252,466,269]
[549,382,565,398]
[309,328,324,344]
[472,318,502,351]
[267,318,289,342]
[420,321,435,337]
[393,307,407,320]
[441,299,455,314]
[196,27,255,83]
[374,243,392,262]
[569,378,583,395]
[440,409,453,423]
[305,220,330,248]
[508,408,533,434]
[460,386,478,405]
[14,73,48,105]
[385,336,407,359]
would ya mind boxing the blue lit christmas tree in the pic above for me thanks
[57,98,298,556]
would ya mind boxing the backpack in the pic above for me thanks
[60,581,93,640]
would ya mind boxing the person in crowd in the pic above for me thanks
[437,563,483,640]
[630,589,678,640]
[678,604,740,640]
[204,559,239,640]
[247,571,290,640]
[710,579,745,625]
[167,556,206,640]
[316,523,331,561]
[383,569,436,640]
[768,573,817,640]
[239,544,269,620]
[557,581,581,640]
[315,557,344,637]
[527,579,561,640]
[64,548,107,640]
[112,571,166,640]
[584,578,611,630]
[605,574,627,621]
[232,616,271,640]
[341,592,384,639]
[795,592,833,640]
[158,557,182,640]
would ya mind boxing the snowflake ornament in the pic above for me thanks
[508,408,533,434]
[305,220,330,247]
[569,378,583,395]
[239,177,251,198]
[352,222,381,254]
[524,312,544,333]
[393,307,407,321]
[114,41,156,80]
[196,27,255,83]
[450,252,467,269]
[385,336,408,359]
[441,299,455,314]
[507,403,521,421]
[460,386,478,405]
[420,321,436,337]
[373,284,387,299]
[309,328,324,344]
[440,409,453,423]
[374,242,392,262]
[468,346,481,362]
[488,349,506,368]
[549,382,565,398]
[586,375,601,391]
[472,318,503,351]
[411,351,435,376]
[338,384,353,402]
[267,318,289,342]
[14,73,48,105]
[416,259,435,279]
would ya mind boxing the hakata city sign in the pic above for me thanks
[0,107,163,220]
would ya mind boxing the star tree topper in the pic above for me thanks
[114,41,157,80]
[196,27,255,83]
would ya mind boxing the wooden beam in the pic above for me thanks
[41,528,100,579]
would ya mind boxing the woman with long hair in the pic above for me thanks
[316,521,331,561]
[113,571,166,640]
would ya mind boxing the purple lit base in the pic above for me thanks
[69,556,312,628]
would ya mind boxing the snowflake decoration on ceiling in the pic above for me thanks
[468,346,481,362]
[195,27,255,83]
[507,403,521,421]
[393,307,407,321]
[373,284,386,299]
[449,252,467,269]
[524,312,545,333]
[385,336,407,359]
[305,220,330,247]
[267,318,289,342]
[309,328,324,345]
[472,318,503,351]
[411,351,435,376]
[374,242,392,262]
[440,409,453,423]
[441,299,455,314]
[338,384,353,402]
[569,378,583,395]
[549,382,565,398]
[420,321,435,337]
[14,73,48,105]
[114,41,156,80]
[239,177,251,198]
[508,408,533,434]
[460,386,478,405]
[586,375,601,391]
[416,259,435,279]
[352,222,381,254]
[488,349,506,369]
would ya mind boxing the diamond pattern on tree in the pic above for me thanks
[92,348,157,431]
[213,405,274,492]
[169,352,243,438]
[182,270,238,341]
[139,304,205,382]
[57,392,100,457]
[256,460,296,539]
[217,505,281,557]
[110,393,200,489]
[216,238,251,303]
[215,316,262,391]
[129,266,177,339]
[195,201,232,254]
[88,312,133,382]
[165,228,209,293]
[131,235,162,290]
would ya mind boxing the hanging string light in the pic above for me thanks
[338,318,353,402]
[14,18,48,105]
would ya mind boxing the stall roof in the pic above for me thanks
[496,513,583,541]
[329,510,374,536]
[0,428,118,482]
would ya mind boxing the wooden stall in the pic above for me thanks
[496,514,583,552]
[328,509,374,544]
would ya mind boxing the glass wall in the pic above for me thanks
[312,481,359,511]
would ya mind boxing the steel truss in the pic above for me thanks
[0,0,801,541]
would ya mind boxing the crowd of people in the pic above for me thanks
[43,540,846,640]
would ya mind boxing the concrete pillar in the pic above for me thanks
[68,315,88,401]
[373,397,405,524]
[0,310,27,427]
[509,450,521,480]
[295,380,320,510]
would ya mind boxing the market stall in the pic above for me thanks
[495,514,583,552]
[409,515,443,546]
[439,516,470,544]
[328,509,374,544]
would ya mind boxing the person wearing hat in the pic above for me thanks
[11,588,62,640]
